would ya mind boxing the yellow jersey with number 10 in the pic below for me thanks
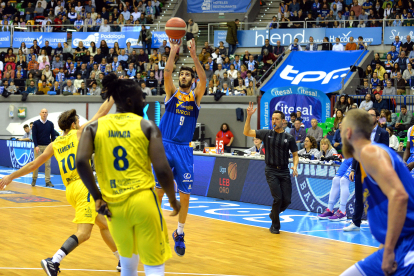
[52,129,81,187]
[94,113,155,204]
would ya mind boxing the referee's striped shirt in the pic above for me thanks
[256,129,298,167]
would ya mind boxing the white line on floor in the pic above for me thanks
[0,267,245,276]
[298,228,370,233]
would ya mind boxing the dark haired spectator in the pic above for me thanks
[321,37,332,50]
[373,92,388,111]
[290,120,306,150]
[395,105,413,131]
[287,112,297,128]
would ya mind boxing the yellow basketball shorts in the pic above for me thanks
[107,188,172,266]
[66,179,98,224]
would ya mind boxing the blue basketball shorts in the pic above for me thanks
[336,159,353,178]
[356,234,414,276]
[154,141,193,194]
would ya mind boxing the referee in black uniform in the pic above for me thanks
[243,102,299,234]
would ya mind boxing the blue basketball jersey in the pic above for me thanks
[408,126,414,156]
[159,89,200,144]
[361,143,414,244]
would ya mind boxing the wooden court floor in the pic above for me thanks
[0,182,377,276]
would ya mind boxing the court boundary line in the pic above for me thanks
[0,267,246,276]
[8,179,377,249]
[0,205,71,209]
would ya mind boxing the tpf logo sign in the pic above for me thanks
[279,65,348,86]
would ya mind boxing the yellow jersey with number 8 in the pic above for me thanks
[52,129,81,187]
[94,113,155,203]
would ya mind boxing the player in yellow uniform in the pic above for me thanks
[76,73,181,276]
[0,97,122,276]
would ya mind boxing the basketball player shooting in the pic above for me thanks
[154,37,206,257]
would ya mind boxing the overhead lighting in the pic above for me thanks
[67,28,77,31]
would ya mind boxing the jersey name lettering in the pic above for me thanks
[58,142,75,154]
[108,130,131,138]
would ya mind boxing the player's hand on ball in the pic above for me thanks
[169,199,181,216]
[247,102,257,116]
[0,175,12,190]
[96,199,112,221]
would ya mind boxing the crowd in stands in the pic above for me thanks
[0,0,164,32]
[270,0,414,28]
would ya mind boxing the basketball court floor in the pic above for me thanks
[0,166,377,276]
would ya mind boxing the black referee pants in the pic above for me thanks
[265,166,292,230]
[352,171,363,227]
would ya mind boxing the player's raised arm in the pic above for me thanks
[0,144,54,190]
[77,96,115,139]
[360,145,408,273]
[164,42,179,102]
[142,119,181,216]
[188,38,206,105]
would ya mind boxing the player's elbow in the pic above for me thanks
[154,167,173,183]
[394,189,409,204]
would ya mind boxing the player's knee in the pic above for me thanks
[76,230,91,242]
[179,193,190,203]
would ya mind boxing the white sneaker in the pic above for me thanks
[343,222,360,232]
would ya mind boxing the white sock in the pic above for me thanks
[51,249,66,263]
[144,264,165,276]
[120,254,139,276]
[113,251,120,261]
[177,222,185,235]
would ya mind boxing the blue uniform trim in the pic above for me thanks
[164,91,178,105]
[162,138,190,146]
[192,90,201,110]
[151,189,163,231]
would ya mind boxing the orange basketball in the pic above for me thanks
[165,17,187,40]
[228,162,238,181]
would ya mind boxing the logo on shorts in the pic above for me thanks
[183,173,191,180]
[85,207,92,218]
[6,140,35,169]
[284,139,287,143]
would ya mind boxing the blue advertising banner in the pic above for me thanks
[13,32,66,48]
[214,29,325,47]
[384,26,414,44]
[325,27,382,45]
[72,31,168,48]
[188,0,252,13]
[262,51,367,93]
[0,32,10,47]
[259,86,331,129]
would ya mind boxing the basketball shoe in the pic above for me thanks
[41,258,60,276]
[328,210,347,221]
[172,230,185,257]
[317,208,334,220]
[117,260,121,272]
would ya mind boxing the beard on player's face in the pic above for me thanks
[179,78,192,89]
[342,138,355,159]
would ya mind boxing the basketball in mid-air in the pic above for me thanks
[165,17,187,40]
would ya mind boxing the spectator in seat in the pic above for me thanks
[371,53,384,67]
[37,81,50,95]
[396,51,410,72]
[99,19,110,32]
[269,16,278,29]
[48,81,61,95]
[307,118,323,144]
[345,36,357,50]
[289,38,303,51]
[359,93,373,110]
[202,41,214,55]
[220,82,232,95]
[334,95,347,113]
[137,49,149,72]
[392,35,402,53]
[62,79,76,95]
[246,55,258,76]
[198,48,210,64]
[373,92,388,111]
[77,82,89,95]
[232,55,242,71]
[333,109,343,131]
[305,36,319,51]
[351,0,362,17]
[227,64,238,80]
[42,65,54,83]
[332,37,344,51]
[274,41,285,59]
[140,82,151,96]
[373,85,382,95]
[385,126,399,151]
[146,71,158,95]
[204,63,213,81]
[246,81,258,96]
[403,63,414,81]
[211,48,223,64]
[233,78,246,94]
[290,119,306,150]
[402,35,413,56]
[208,74,220,94]
[388,45,399,61]
[220,72,232,90]
[26,80,37,94]
[153,64,163,85]
[34,2,45,17]
[90,82,101,95]
[214,64,226,79]
[321,37,332,51]
[298,136,320,156]
[395,105,413,131]
[394,71,407,95]
[374,63,386,80]
[287,112,297,128]
[370,72,381,88]
[332,122,342,151]
[383,80,396,95]
[260,39,274,59]
[262,49,277,73]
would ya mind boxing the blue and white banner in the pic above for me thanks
[72,31,168,48]
[0,32,10,47]
[214,29,325,47]
[260,86,331,129]
[13,32,66,48]
[188,0,252,13]
[384,27,414,44]
[262,51,367,93]
[214,28,382,47]
[325,27,382,45]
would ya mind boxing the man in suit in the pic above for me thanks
[305,36,319,51]
[343,107,389,231]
